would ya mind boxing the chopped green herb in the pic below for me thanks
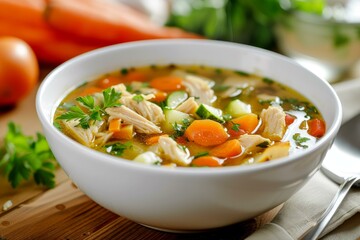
[231,123,241,132]
[103,88,122,108]
[132,94,144,103]
[171,118,191,139]
[105,142,132,156]
[121,68,129,75]
[194,151,209,158]
[56,105,92,129]
[333,30,350,48]
[257,141,270,148]
[215,69,222,74]
[125,84,133,92]
[0,122,57,188]
[293,133,310,149]
[235,70,249,76]
[263,77,274,84]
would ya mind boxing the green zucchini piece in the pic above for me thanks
[163,109,193,132]
[225,99,251,117]
[196,104,224,123]
[166,91,188,109]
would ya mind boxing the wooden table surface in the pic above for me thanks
[0,71,281,240]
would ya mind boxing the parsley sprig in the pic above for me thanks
[293,133,310,149]
[57,88,122,129]
[0,122,57,188]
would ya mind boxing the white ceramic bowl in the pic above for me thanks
[36,39,342,231]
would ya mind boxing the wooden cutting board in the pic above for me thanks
[0,79,282,240]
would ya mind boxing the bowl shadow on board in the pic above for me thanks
[139,204,282,239]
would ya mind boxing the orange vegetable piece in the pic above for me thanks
[98,76,121,89]
[150,75,183,92]
[79,86,102,96]
[111,124,134,140]
[145,134,168,145]
[151,91,168,103]
[192,156,222,167]
[308,118,326,138]
[209,139,242,158]
[175,136,187,145]
[226,113,259,137]
[125,71,147,82]
[184,119,228,147]
[108,118,121,132]
[285,114,296,125]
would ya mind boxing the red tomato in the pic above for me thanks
[0,37,39,106]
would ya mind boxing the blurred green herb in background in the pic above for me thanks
[166,0,283,49]
[0,122,57,188]
[166,0,326,50]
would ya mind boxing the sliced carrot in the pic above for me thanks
[125,71,147,82]
[98,76,122,89]
[79,86,102,96]
[209,139,242,158]
[150,76,183,92]
[111,124,134,140]
[108,118,122,132]
[151,91,168,103]
[185,119,228,147]
[145,134,168,145]
[192,156,222,167]
[285,114,296,126]
[45,0,202,44]
[308,118,326,138]
[226,113,259,137]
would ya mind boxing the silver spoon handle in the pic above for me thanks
[302,176,360,240]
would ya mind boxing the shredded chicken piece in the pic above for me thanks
[157,136,191,166]
[175,97,199,114]
[255,142,290,163]
[257,94,281,104]
[120,96,165,125]
[239,134,271,152]
[61,119,105,147]
[94,132,113,146]
[111,83,132,97]
[172,70,214,104]
[106,106,162,134]
[128,81,158,95]
[218,76,255,98]
[260,106,286,141]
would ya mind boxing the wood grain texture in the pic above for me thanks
[0,178,282,240]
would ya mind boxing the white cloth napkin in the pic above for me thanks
[246,171,360,240]
[246,78,360,240]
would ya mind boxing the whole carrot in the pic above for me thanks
[0,21,104,64]
[0,0,46,27]
[45,0,202,44]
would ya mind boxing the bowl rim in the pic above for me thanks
[36,39,343,176]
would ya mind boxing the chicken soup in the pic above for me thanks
[54,64,325,167]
